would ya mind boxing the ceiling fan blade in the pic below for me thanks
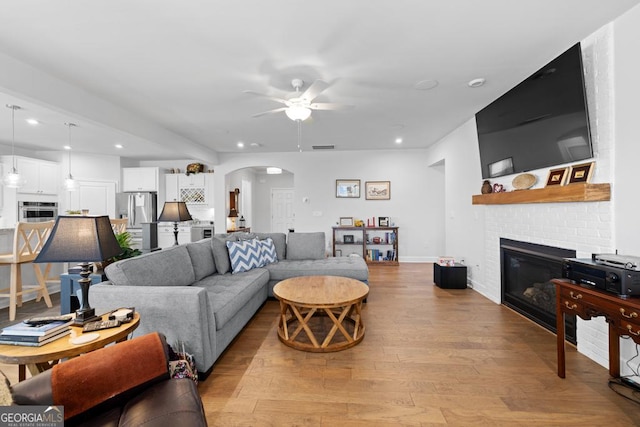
[243,90,288,105]
[251,107,288,118]
[309,102,354,111]
[300,80,329,102]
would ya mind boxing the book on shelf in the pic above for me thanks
[0,329,71,347]
[1,320,71,337]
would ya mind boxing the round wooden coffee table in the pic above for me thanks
[0,312,140,381]
[273,276,368,352]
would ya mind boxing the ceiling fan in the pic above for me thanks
[244,78,352,122]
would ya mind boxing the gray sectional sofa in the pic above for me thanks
[90,231,368,374]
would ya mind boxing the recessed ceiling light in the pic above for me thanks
[266,167,282,175]
[25,118,39,125]
[237,142,245,148]
[250,142,261,147]
[115,144,123,149]
[63,145,71,150]
[468,78,486,88]
[395,138,403,144]
[414,79,439,90]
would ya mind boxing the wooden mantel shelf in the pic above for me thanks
[472,183,610,205]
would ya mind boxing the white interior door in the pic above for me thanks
[67,180,117,217]
[271,188,294,233]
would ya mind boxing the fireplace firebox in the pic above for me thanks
[500,238,576,344]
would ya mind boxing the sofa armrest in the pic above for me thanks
[90,284,216,373]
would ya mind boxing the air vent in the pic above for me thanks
[312,145,335,150]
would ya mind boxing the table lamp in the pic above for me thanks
[35,215,122,325]
[158,201,192,246]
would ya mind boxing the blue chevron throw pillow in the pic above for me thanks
[226,238,263,274]
[258,237,278,266]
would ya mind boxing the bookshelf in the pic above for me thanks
[332,226,399,266]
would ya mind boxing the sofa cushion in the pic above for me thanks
[185,239,216,280]
[266,257,369,282]
[286,232,325,260]
[194,268,269,330]
[254,233,286,260]
[226,238,263,273]
[258,237,278,265]
[105,245,195,287]
[211,235,237,274]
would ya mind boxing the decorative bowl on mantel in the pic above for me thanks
[512,173,536,190]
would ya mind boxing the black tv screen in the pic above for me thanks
[476,43,593,179]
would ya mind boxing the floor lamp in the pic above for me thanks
[158,201,192,246]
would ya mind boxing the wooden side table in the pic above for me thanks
[0,312,140,381]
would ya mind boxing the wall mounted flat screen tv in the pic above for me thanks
[476,43,593,179]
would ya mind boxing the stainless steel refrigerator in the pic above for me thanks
[116,192,158,250]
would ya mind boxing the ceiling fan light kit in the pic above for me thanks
[285,105,312,121]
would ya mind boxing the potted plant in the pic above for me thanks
[96,231,141,271]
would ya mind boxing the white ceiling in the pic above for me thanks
[0,1,638,163]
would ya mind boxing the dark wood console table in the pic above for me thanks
[553,278,640,378]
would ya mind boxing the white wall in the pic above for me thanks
[613,3,640,375]
[423,6,640,372]
[213,150,445,260]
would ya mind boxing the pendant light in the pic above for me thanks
[3,104,25,188]
[63,122,78,191]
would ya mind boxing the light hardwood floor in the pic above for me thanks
[199,263,640,426]
[1,264,639,425]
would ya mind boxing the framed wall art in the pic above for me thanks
[568,162,595,184]
[336,179,360,198]
[545,167,569,187]
[365,181,390,200]
[378,216,389,227]
[339,217,354,227]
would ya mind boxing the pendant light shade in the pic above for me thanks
[3,104,25,189]
[63,123,78,191]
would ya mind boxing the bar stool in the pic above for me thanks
[110,218,128,234]
[0,221,55,320]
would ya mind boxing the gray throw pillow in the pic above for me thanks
[211,235,237,274]
[286,232,325,260]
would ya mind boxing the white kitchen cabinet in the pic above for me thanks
[178,173,205,188]
[165,174,179,202]
[165,172,213,206]
[15,157,59,195]
[122,167,159,192]
[158,224,191,248]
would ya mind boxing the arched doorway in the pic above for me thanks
[226,166,293,233]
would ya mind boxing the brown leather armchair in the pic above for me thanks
[11,332,207,426]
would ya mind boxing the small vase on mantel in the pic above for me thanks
[481,180,493,194]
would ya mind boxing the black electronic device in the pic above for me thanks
[476,43,593,179]
[563,257,640,297]
[23,315,74,326]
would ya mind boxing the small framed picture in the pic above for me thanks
[545,167,569,187]
[343,235,354,244]
[339,217,354,227]
[378,216,389,227]
[568,162,595,184]
[365,181,391,200]
[336,179,360,198]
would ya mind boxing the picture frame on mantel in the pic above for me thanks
[365,181,391,200]
[568,162,595,184]
[336,179,360,198]
[545,167,569,187]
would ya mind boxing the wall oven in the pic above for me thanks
[18,201,58,223]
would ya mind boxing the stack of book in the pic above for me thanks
[0,320,72,347]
